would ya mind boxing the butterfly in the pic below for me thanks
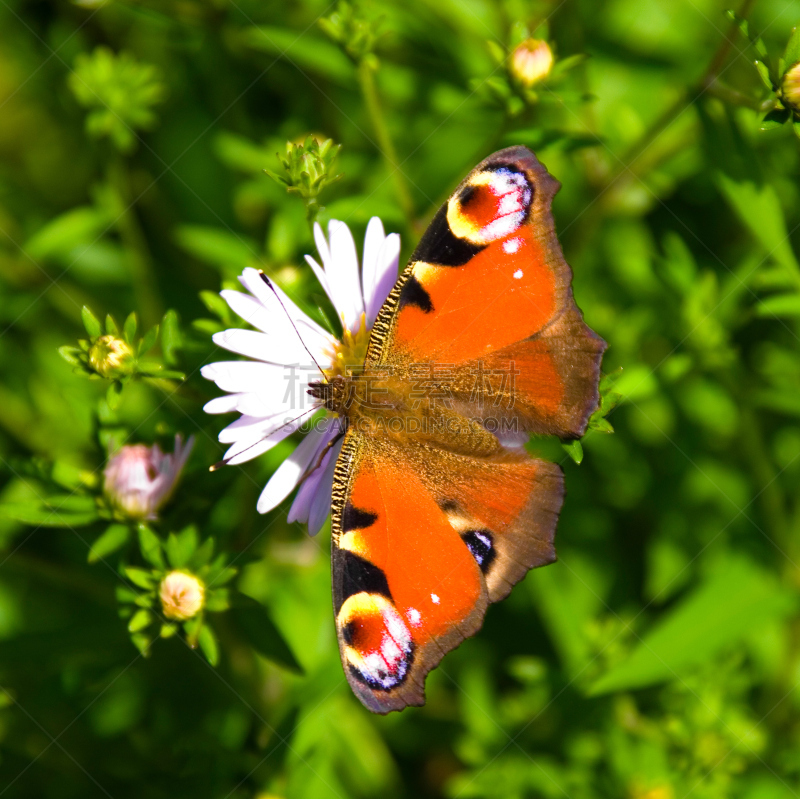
[299,146,607,713]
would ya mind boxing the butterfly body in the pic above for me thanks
[322,146,605,713]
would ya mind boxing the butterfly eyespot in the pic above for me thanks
[338,592,414,691]
[447,166,532,246]
[461,529,496,573]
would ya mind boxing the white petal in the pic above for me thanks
[223,415,306,465]
[307,436,344,535]
[218,413,285,444]
[203,395,243,414]
[361,217,385,312]
[304,255,334,307]
[313,221,332,273]
[256,424,331,514]
[366,232,401,326]
[202,361,321,419]
[212,328,310,366]
[201,361,285,393]
[327,220,364,330]
[287,472,317,524]
[240,267,332,346]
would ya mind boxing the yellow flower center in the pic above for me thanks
[324,314,371,379]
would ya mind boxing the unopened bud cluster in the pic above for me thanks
[89,335,134,378]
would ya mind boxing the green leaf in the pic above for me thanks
[115,585,138,604]
[160,310,181,365]
[198,624,219,666]
[128,608,152,633]
[25,207,108,260]
[106,381,123,410]
[190,537,215,569]
[88,523,130,563]
[160,623,178,638]
[241,26,354,86]
[174,226,256,272]
[755,59,773,90]
[529,552,611,677]
[717,173,800,278]
[231,595,303,673]
[165,526,198,569]
[561,439,583,464]
[81,306,102,338]
[784,26,800,71]
[588,557,797,695]
[726,9,768,59]
[0,497,99,527]
[761,107,791,130]
[131,632,152,655]
[137,524,164,569]
[123,312,137,344]
[138,325,159,356]
[755,292,800,317]
[125,566,155,590]
[58,346,83,367]
[204,589,230,612]
[105,314,118,335]
[200,290,234,322]
[486,39,506,66]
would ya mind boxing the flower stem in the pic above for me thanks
[607,0,759,186]
[357,59,415,228]
[108,157,163,328]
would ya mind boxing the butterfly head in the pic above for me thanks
[308,374,349,415]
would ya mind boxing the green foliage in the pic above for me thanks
[2,0,800,797]
[68,47,166,152]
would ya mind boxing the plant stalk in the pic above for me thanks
[357,59,415,229]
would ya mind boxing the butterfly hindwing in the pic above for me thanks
[331,429,563,713]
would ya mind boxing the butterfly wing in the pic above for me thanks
[366,145,606,438]
[331,428,563,713]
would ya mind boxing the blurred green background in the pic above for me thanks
[2,0,800,796]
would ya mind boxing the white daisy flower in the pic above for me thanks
[202,217,401,535]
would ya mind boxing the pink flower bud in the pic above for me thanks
[103,435,194,520]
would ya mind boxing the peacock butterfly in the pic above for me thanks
[309,146,606,713]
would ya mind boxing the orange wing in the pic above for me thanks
[366,146,606,438]
[331,429,563,713]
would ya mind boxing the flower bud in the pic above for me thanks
[159,571,205,620]
[510,39,554,88]
[781,61,800,112]
[88,335,134,378]
[103,435,194,520]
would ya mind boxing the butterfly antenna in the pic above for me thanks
[258,271,327,378]
[209,406,318,472]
